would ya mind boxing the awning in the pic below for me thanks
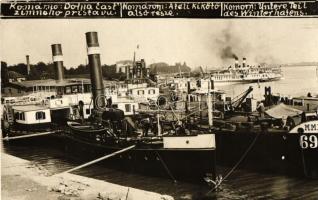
[265,103,303,119]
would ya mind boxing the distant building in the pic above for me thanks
[115,60,132,74]
[8,71,26,83]
[115,59,149,79]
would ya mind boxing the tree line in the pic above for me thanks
[1,61,126,87]
[1,60,193,88]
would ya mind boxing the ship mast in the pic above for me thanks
[207,78,213,128]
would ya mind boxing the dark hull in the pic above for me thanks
[215,131,318,178]
[62,133,216,183]
[2,131,63,147]
[11,122,53,132]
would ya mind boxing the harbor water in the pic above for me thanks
[3,140,318,200]
[2,65,318,199]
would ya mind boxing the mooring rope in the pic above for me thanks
[300,146,309,177]
[155,151,177,183]
[2,131,58,141]
[56,145,136,175]
[125,187,130,200]
[207,132,260,194]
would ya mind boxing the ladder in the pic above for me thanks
[5,105,14,124]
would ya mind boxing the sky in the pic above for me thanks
[1,18,318,69]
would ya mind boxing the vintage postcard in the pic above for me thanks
[1,0,318,199]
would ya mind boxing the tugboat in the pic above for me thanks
[64,32,217,183]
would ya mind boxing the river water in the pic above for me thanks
[2,66,318,199]
[3,140,318,200]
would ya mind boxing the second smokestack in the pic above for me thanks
[51,44,64,82]
[235,58,239,68]
[26,55,30,75]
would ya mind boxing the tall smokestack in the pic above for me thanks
[243,57,246,68]
[26,55,30,75]
[51,44,64,82]
[235,58,239,68]
[141,59,146,79]
[86,32,106,109]
[126,65,130,79]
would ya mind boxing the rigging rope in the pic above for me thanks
[155,151,177,183]
[207,132,260,194]
[300,146,309,177]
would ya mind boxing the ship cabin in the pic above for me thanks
[129,87,160,102]
[1,78,92,98]
[271,94,318,112]
[111,96,139,116]
[292,95,318,112]
[12,105,52,130]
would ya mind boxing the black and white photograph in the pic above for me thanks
[1,1,318,200]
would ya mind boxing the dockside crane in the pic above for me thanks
[230,86,254,111]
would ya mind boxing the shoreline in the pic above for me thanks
[1,152,174,200]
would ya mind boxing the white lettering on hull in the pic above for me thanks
[300,135,318,149]
[289,120,318,133]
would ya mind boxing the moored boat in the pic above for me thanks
[214,104,318,179]
[63,31,217,183]
[65,110,216,182]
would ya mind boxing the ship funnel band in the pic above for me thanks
[87,47,101,55]
[52,55,63,62]
[51,44,63,56]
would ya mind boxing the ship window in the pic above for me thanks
[65,87,71,94]
[15,112,25,120]
[137,90,144,95]
[15,112,19,119]
[86,109,90,115]
[148,89,155,95]
[20,113,25,120]
[72,86,78,93]
[36,111,46,120]
[78,86,83,93]
[125,104,131,112]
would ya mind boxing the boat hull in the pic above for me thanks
[62,133,216,183]
[215,131,318,178]
[213,77,282,85]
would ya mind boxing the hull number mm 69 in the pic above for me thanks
[300,135,318,149]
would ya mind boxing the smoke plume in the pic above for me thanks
[220,46,238,60]
[213,24,249,66]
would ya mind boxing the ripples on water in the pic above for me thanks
[3,141,318,200]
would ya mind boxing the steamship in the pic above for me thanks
[214,112,318,178]
[63,32,217,183]
[210,87,318,179]
[1,42,161,137]
[210,57,282,85]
